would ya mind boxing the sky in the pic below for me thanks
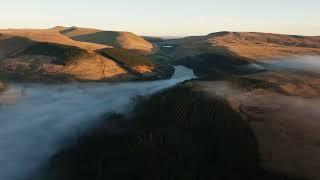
[0,0,319,36]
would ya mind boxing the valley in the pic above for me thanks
[1,27,320,180]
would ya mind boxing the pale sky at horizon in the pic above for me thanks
[0,0,319,36]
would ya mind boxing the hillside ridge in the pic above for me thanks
[57,26,155,54]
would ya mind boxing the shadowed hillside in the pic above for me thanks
[42,65,320,179]
[13,42,93,65]
[42,85,260,180]
[41,80,311,180]
[98,48,174,80]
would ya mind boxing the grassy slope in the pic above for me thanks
[207,32,320,59]
[99,48,154,67]
[0,28,172,82]
[0,29,132,82]
[0,29,109,51]
[98,48,175,80]
[55,27,166,75]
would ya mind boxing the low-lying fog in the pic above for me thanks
[0,66,196,180]
[1,56,320,180]
[261,55,320,73]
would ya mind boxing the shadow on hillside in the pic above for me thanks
[71,31,120,47]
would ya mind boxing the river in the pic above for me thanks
[0,66,196,180]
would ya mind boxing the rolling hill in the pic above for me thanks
[154,32,320,78]
[57,26,155,54]
[161,31,320,60]
[0,29,108,51]
[0,28,170,82]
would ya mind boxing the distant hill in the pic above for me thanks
[152,32,320,78]
[0,29,108,51]
[143,36,165,43]
[162,31,320,60]
[56,26,155,54]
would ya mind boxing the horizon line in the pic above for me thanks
[1,25,319,38]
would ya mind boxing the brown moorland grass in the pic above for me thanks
[0,29,109,51]
[0,29,134,82]
[165,32,320,60]
[0,28,167,82]
[58,27,155,53]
